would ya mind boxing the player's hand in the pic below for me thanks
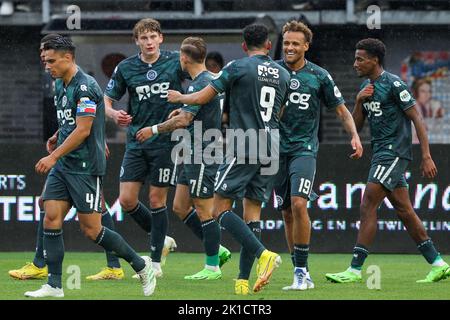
[349,135,363,159]
[136,127,153,143]
[168,108,182,119]
[356,84,374,102]
[35,154,57,175]
[46,134,57,154]
[105,143,110,160]
[420,156,437,178]
[112,109,132,127]
[167,90,182,103]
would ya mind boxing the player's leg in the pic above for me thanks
[119,149,154,235]
[184,196,222,280]
[282,207,294,265]
[326,182,386,283]
[9,194,48,280]
[235,197,262,294]
[74,174,155,296]
[387,187,449,282]
[147,150,179,272]
[86,195,124,280]
[24,199,69,298]
[77,211,155,296]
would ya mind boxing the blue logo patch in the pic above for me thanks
[147,70,158,81]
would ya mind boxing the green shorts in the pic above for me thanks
[176,163,219,199]
[42,167,103,213]
[367,156,409,191]
[214,157,275,203]
[274,154,317,210]
[120,148,176,187]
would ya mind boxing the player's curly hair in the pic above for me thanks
[133,18,162,39]
[181,37,207,64]
[243,24,269,50]
[282,20,313,44]
[356,38,386,66]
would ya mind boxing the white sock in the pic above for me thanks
[432,257,446,267]
[349,267,361,275]
[205,264,219,272]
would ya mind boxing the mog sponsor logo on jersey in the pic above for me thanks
[363,101,382,117]
[289,92,311,110]
[257,63,280,84]
[57,109,75,125]
[136,82,170,101]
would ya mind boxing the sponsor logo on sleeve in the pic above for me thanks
[399,90,411,102]
[77,97,97,114]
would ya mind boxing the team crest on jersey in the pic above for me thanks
[290,79,300,90]
[399,90,411,102]
[62,96,67,107]
[147,70,158,81]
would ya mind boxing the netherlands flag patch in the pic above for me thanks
[77,97,97,114]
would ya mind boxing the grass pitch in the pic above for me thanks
[1,252,449,300]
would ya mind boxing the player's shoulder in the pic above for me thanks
[306,60,333,80]
[75,70,102,96]
[160,50,180,61]
[115,54,139,70]
[382,71,406,87]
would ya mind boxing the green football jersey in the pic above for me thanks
[360,71,415,160]
[54,68,106,175]
[181,70,222,159]
[277,59,345,157]
[210,54,290,159]
[104,50,184,150]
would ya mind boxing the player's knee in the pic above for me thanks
[119,195,138,212]
[172,203,190,219]
[291,197,308,217]
[79,223,101,241]
[149,195,166,209]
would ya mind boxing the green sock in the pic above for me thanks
[43,229,64,289]
[150,206,168,263]
[101,209,121,269]
[417,239,440,264]
[95,227,145,273]
[201,219,221,267]
[238,221,261,280]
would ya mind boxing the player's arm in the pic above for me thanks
[46,129,59,154]
[335,104,363,159]
[404,106,437,178]
[104,95,132,127]
[353,84,373,131]
[135,110,194,143]
[35,116,94,174]
[167,85,217,106]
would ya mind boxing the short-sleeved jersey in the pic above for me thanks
[104,50,184,150]
[181,70,222,158]
[54,68,106,175]
[360,71,415,160]
[277,59,345,157]
[210,54,290,159]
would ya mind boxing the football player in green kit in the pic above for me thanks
[274,21,363,291]
[25,36,156,298]
[326,38,450,284]
[168,24,290,294]
[9,33,125,282]
[136,36,230,280]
